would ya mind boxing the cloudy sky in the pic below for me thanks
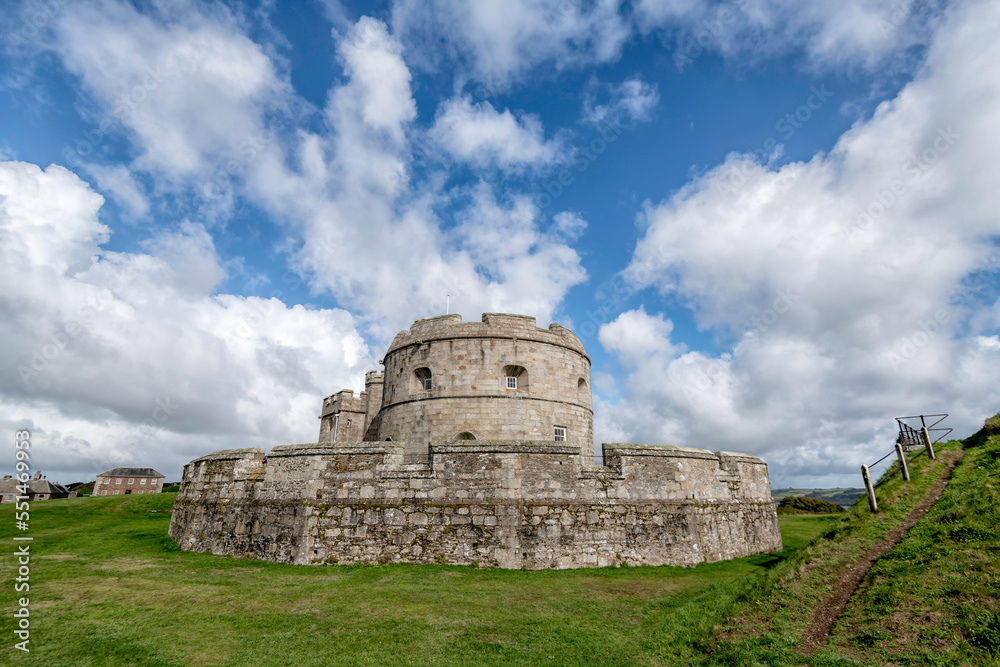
[2,0,998,488]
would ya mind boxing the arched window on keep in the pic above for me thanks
[577,377,588,402]
[413,367,432,392]
[503,365,528,391]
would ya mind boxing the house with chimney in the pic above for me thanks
[93,467,166,496]
[0,472,73,503]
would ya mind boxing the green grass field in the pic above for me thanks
[0,492,833,666]
[1,429,996,666]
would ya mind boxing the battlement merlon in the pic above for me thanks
[187,447,266,464]
[176,448,265,501]
[320,389,366,418]
[386,313,588,359]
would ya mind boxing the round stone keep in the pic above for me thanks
[377,313,593,451]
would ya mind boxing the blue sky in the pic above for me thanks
[2,0,999,488]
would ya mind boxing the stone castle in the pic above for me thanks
[169,313,782,569]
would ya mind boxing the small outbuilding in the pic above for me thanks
[0,472,73,502]
[94,467,165,496]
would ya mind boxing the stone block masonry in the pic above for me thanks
[321,313,595,457]
[169,441,782,569]
[170,313,782,569]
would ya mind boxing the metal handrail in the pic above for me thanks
[929,427,953,444]
[870,450,896,467]
[895,414,952,444]
[869,414,950,492]
[895,414,948,429]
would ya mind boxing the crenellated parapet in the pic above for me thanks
[169,441,782,569]
[386,313,588,358]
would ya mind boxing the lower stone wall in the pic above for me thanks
[169,442,782,569]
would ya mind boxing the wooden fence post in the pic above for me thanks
[861,464,878,512]
[921,427,936,460]
[895,442,910,482]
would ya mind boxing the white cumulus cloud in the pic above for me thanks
[583,77,659,125]
[0,160,373,483]
[430,96,562,169]
[393,0,631,86]
[602,0,1000,487]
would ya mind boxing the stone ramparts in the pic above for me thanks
[169,442,782,569]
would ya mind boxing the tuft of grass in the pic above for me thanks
[983,411,1000,436]
[966,610,1000,656]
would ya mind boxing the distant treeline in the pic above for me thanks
[777,496,846,514]
[772,488,863,507]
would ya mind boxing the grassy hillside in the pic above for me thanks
[67,481,94,495]
[777,496,846,515]
[0,493,832,666]
[827,431,1000,664]
[701,433,1000,665]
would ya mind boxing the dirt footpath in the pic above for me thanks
[799,449,965,655]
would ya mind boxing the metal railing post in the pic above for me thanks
[894,442,910,482]
[861,464,878,512]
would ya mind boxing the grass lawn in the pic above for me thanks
[773,514,843,552]
[0,493,832,666]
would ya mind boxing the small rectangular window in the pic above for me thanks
[101,490,107,496]
[423,378,432,391]
[506,376,517,389]
[554,426,567,441]
[116,478,122,484]
[128,478,134,485]
[140,478,146,485]
[113,490,119,495]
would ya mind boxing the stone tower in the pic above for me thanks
[319,313,594,456]
[318,369,384,443]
